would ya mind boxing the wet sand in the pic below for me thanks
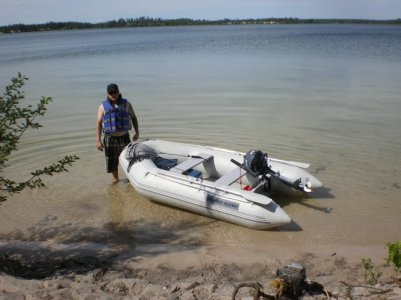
[1,173,401,299]
[1,237,400,299]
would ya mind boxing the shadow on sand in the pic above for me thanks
[0,216,204,279]
[0,186,335,279]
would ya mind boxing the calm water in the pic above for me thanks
[1,25,401,255]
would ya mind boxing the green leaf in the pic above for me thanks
[387,241,401,269]
[0,74,79,203]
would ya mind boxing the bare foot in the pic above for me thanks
[111,170,119,184]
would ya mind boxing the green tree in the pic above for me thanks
[0,73,79,203]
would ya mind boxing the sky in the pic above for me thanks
[1,0,400,26]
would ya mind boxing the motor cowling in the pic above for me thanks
[243,150,268,176]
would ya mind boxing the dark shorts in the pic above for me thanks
[104,134,130,173]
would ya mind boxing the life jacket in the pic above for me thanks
[102,98,131,134]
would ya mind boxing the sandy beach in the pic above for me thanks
[1,241,401,299]
[1,186,400,299]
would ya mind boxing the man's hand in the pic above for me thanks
[96,140,104,151]
[133,132,139,141]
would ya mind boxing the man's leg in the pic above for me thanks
[111,169,119,183]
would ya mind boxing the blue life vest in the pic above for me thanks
[102,98,131,134]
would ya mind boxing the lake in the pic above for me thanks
[1,24,400,256]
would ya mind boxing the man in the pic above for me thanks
[96,83,139,183]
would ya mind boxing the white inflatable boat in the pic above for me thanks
[119,139,323,229]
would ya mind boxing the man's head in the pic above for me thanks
[107,83,120,102]
[107,83,119,95]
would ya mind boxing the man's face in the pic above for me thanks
[108,90,119,102]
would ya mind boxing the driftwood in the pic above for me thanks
[232,282,275,300]
[340,281,394,295]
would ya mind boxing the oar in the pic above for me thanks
[268,158,310,169]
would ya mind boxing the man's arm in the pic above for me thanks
[96,104,105,151]
[128,102,139,141]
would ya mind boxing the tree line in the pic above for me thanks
[1,17,401,33]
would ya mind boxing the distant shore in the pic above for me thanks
[1,16,401,34]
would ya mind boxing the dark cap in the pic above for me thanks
[107,83,119,93]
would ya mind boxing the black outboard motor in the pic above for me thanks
[243,149,309,193]
[243,150,273,193]
[243,150,268,176]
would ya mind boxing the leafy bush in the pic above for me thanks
[361,257,382,285]
[0,73,79,203]
[387,241,401,271]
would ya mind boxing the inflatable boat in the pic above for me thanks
[119,139,322,229]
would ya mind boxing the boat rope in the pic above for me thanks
[144,170,271,205]
[126,142,192,172]
[125,141,208,172]
[126,142,156,172]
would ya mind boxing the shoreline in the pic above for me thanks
[1,179,400,298]
[2,18,401,34]
[1,172,400,298]
[1,239,400,299]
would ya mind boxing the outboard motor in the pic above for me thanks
[243,150,268,176]
[243,149,311,193]
[243,150,274,193]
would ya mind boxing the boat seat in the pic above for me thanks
[215,166,248,186]
[170,153,213,174]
